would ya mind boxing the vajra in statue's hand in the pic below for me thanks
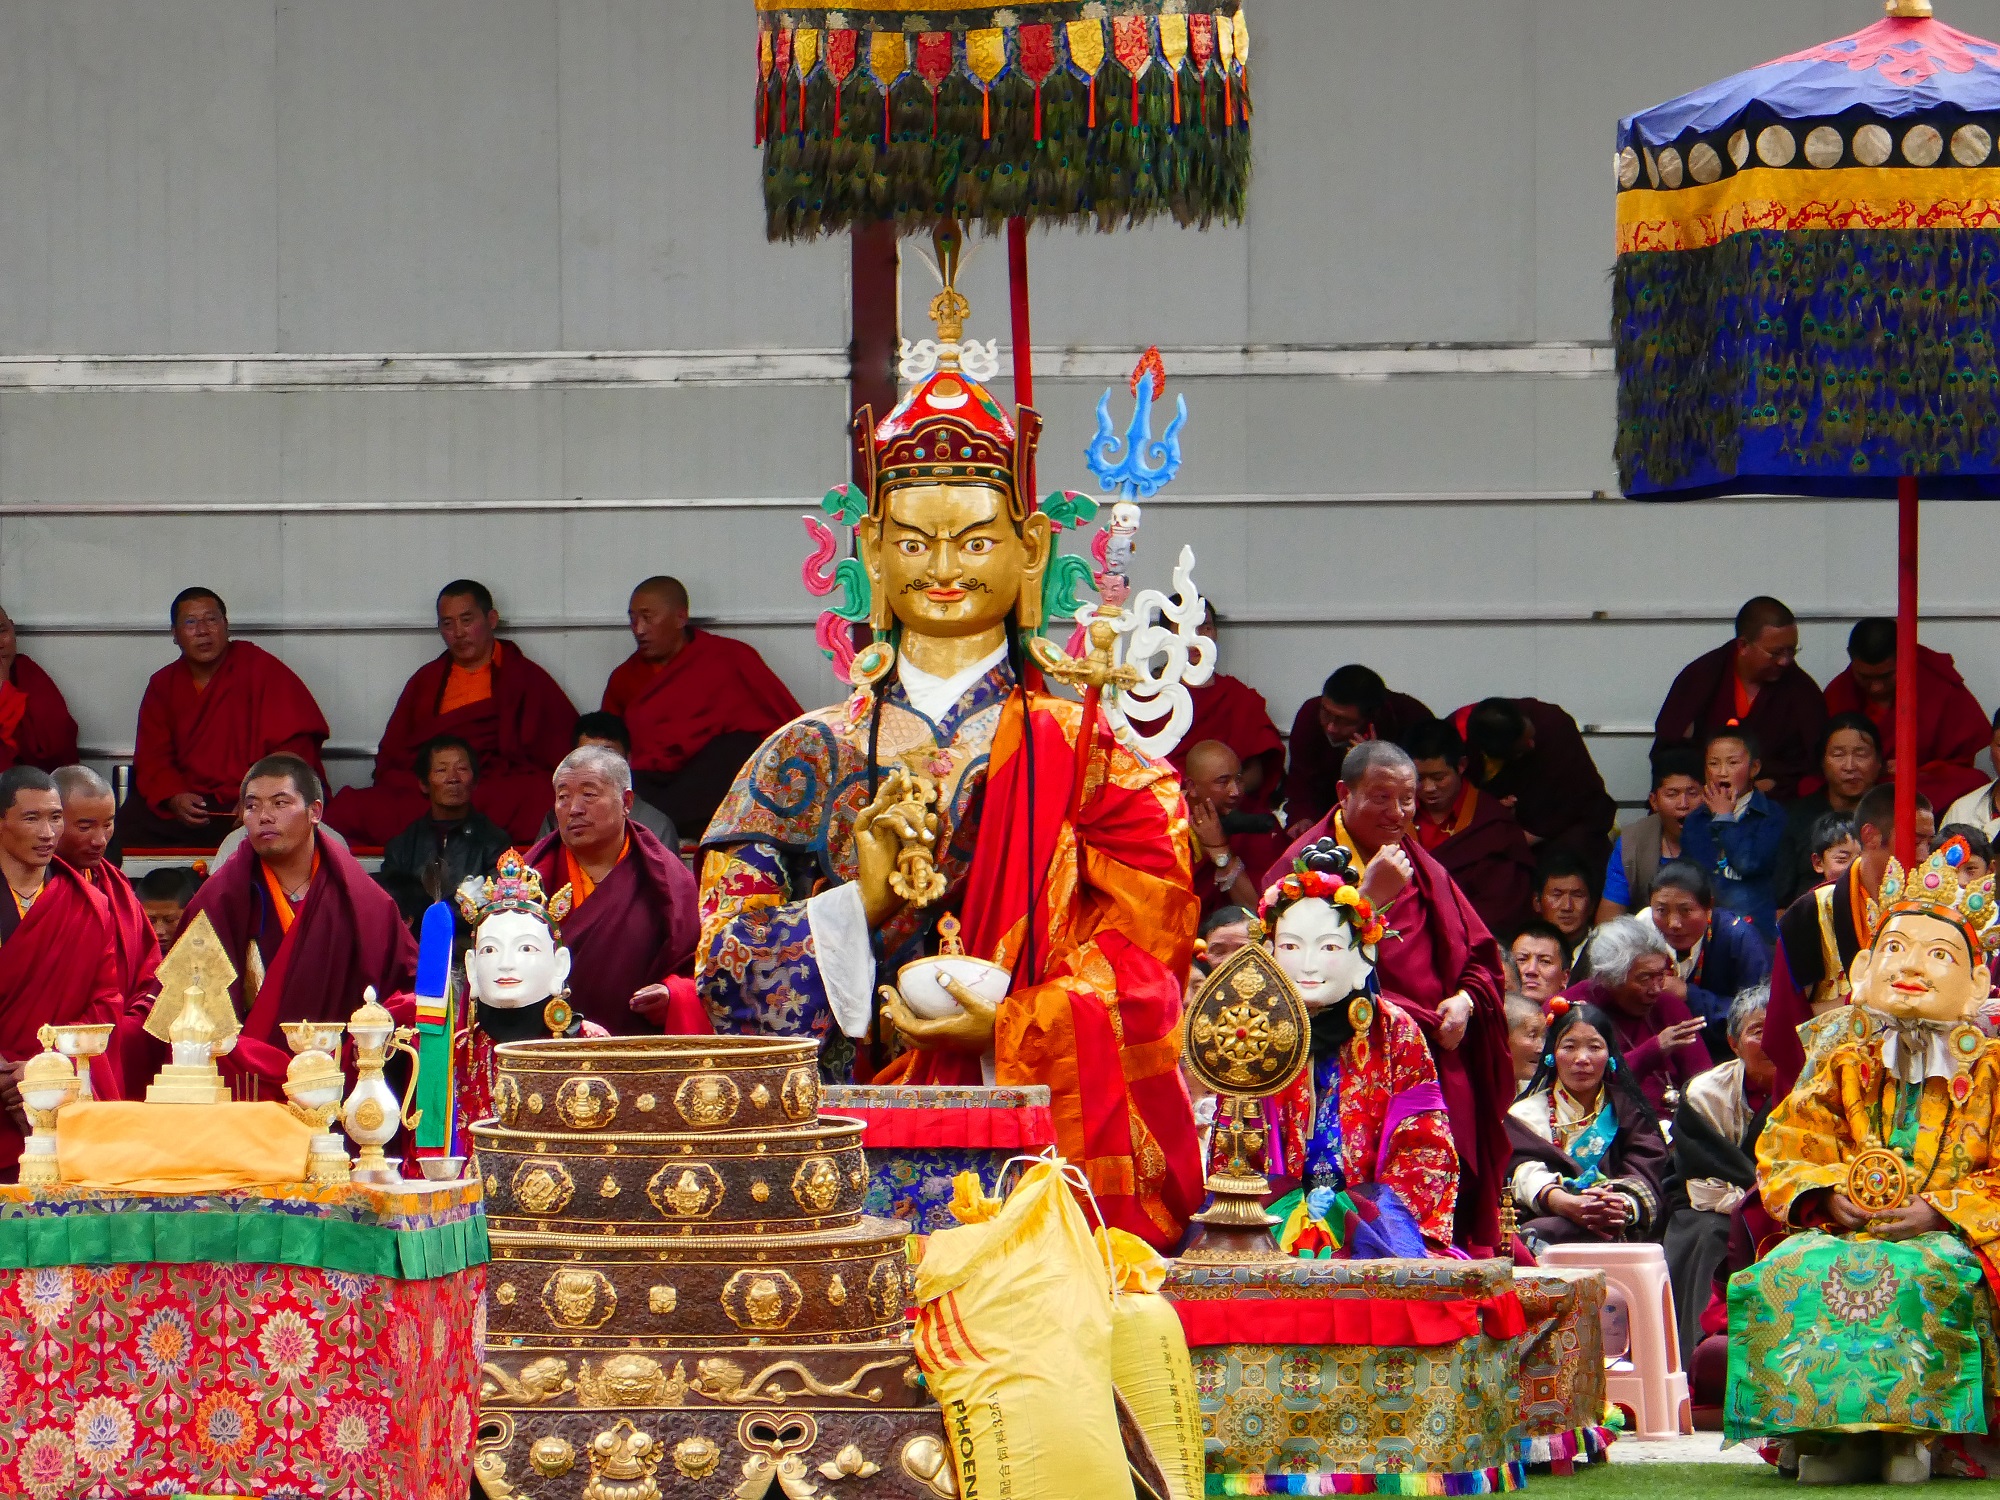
[879,976,998,1056]
[853,772,939,928]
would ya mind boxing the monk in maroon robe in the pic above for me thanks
[526,746,700,1036]
[1406,718,1535,939]
[1283,665,1432,831]
[55,766,160,999]
[1654,596,1826,802]
[120,756,417,1102]
[0,609,79,773]
[0,768,125,1176]
[1820,619,1988,810]
[1264,742,1513,1253]
[325,581,577,845]
[117,588,329,851]
[603,577,801,838]
[1455,697,1617,869]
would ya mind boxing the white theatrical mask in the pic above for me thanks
[466,909,572,1011]
[1271,896,1373,1010]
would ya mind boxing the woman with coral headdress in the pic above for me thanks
[1256,838,1461,1257]
[1506,999,1669,1250]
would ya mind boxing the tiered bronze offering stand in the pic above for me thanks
[471,1036,953,1499]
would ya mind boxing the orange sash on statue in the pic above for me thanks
[902,688,1203,1249]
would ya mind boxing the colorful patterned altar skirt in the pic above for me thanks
[1165,1258,1528,1495]
[822,1083,1053,1233]
[0,1180,487,1500]
[1512,1267,1614,1473]
[1725,1228,1999,1441]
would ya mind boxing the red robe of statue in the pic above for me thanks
[525,820,701,1036]
[83,863,163,1001]
[1266,813,1513,1253]
[603,631,802,779]
[119,834,418,1102]
[1412,785,1536,940]
[1820,644,1989,809]
[130,641,329,819]
[325,642,578,845]
[1654,642,1827,802]
[0,655,79,773]
[0,861,125,1173]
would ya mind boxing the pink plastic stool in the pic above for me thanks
[1536,1242,1692,1439]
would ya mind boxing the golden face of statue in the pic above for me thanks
[861,482,1051,638]
[1849,910,1991,1025]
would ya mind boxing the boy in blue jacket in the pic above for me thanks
[1679,729,1785,942]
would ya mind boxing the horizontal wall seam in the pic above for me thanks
[0,342,1614,391]
[16,606,1987,636]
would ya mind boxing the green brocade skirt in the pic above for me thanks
[1725,1229,1998,1440]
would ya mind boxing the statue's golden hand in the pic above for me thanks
[854,777,919,928]
[854,771,944,925]
[884,976,998,1055]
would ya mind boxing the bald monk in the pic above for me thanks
[54,765,160,999]
[121,754,417,1103]
[601,577,801,838]
[1133,606,1286,813]
[1265,742,1514,1252]
[1183,739,1288,918]
[1655,596,1826,802]
[116,588,329,852]
[524,746,701,1036]
[0,608,78,773]
[325,581,577,845]
[0,767,126,1176]
[1821,617,1988,809]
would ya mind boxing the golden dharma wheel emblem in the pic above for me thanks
[1848,1148,1910,1214]
[1181,944,1310,1101]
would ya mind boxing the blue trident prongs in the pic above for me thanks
[1085,354,1188,501]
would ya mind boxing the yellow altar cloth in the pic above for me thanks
[56,1101,311,1190]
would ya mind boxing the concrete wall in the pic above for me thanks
[4,0,1998,807]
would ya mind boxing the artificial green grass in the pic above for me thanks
[1555,1460,1971,1497]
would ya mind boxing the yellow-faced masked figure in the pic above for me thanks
[1727,836,2000,1482]
[694,227,1203,1250]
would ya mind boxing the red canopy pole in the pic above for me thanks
[1895,474,1920,865]
[1008,217,1034,412]
[1007,217,1037,506]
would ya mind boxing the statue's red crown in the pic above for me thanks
[853,370,1039,522]
[848,220,1040,522]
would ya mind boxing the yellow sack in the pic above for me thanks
[1098,1228,1205,1500]
[914,1163,1125,1498]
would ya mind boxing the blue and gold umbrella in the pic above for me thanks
[1615,0,2000,854]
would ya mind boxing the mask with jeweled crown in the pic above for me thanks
[1874,835,2000,959]
[457,847,570,934]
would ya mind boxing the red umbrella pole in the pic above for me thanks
[1895,475,1919,865]
[1008,217,1033,410]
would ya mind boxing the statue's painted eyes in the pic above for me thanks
[896,538,927,556]
[963,536,996,555]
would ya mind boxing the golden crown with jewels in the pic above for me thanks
[1876,835,2000,955]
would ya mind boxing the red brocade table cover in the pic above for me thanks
[0,1180,487,1500]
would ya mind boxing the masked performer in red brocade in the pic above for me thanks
[696,233,1204,1250]
[447,848,606,1153]
[1252,840,1462,1258]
